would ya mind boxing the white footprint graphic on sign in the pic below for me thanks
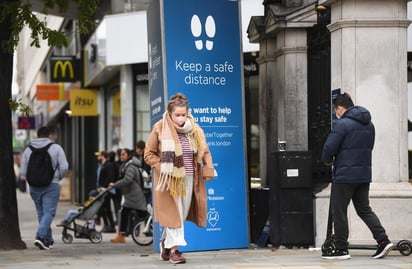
[205,16,216,50]
[191,15,216,51]
[191,15,203,50]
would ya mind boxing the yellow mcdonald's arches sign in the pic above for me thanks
[54,61,73,79]
[50,57,80,82]
[70,89,98,116]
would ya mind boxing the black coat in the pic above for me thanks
[98,160,118,188]
[321,106,375,183]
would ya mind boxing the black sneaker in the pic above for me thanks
[373,239,394,259]
[322,249,351,260]
[34,237,50,250]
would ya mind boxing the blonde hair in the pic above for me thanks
[167,93,189,113]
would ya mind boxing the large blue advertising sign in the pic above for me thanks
[147,0,249,252]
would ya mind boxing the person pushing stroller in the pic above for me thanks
[108,148,148,243]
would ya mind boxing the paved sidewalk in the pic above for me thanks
[0,191,411,268]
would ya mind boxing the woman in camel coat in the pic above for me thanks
[144,93,214,264]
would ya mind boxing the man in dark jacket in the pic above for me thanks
[321,93,393,260]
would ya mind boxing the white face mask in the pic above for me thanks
[334,106,343,119]
[335,113,341,120]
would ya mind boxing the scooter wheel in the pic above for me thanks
[397,240,412,256]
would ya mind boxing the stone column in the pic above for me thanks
[257,39,278,187]
[257,27,309,186]
[274,28,308,151]
[120,65,134,149]
[315,0,412,246]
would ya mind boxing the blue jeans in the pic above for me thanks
[64,209,80,222]
[30,183,60,244]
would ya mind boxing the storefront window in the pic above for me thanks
[135,84,151,141]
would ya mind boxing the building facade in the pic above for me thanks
[248,0,412,246]
[14,1,262,214]
[13,0,412,247]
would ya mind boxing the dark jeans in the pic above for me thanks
[100,195,115,228]
[144,191,152,206]
[331,183,388,250]
[112,191,122,219]
[118,207,148,234]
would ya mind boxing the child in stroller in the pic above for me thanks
[56,188,110,244]
[58,192,96,226]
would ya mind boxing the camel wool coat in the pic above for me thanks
[144,119,214,228]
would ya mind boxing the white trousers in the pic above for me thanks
[162,175,193,249]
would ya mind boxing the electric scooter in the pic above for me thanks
[321,196,412,257]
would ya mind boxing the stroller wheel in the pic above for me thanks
[89,231,103,243]
[62,234,73,244]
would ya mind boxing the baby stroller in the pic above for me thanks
[58,189,110,244]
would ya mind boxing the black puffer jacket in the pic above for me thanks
[113,157,147,210]
[321,106,375,183]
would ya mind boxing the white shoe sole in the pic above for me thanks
[34,239,49,250]
[373,243,394,259]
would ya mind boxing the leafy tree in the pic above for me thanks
[0,0,97,250]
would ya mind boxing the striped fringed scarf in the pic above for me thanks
[156,112,196,196]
